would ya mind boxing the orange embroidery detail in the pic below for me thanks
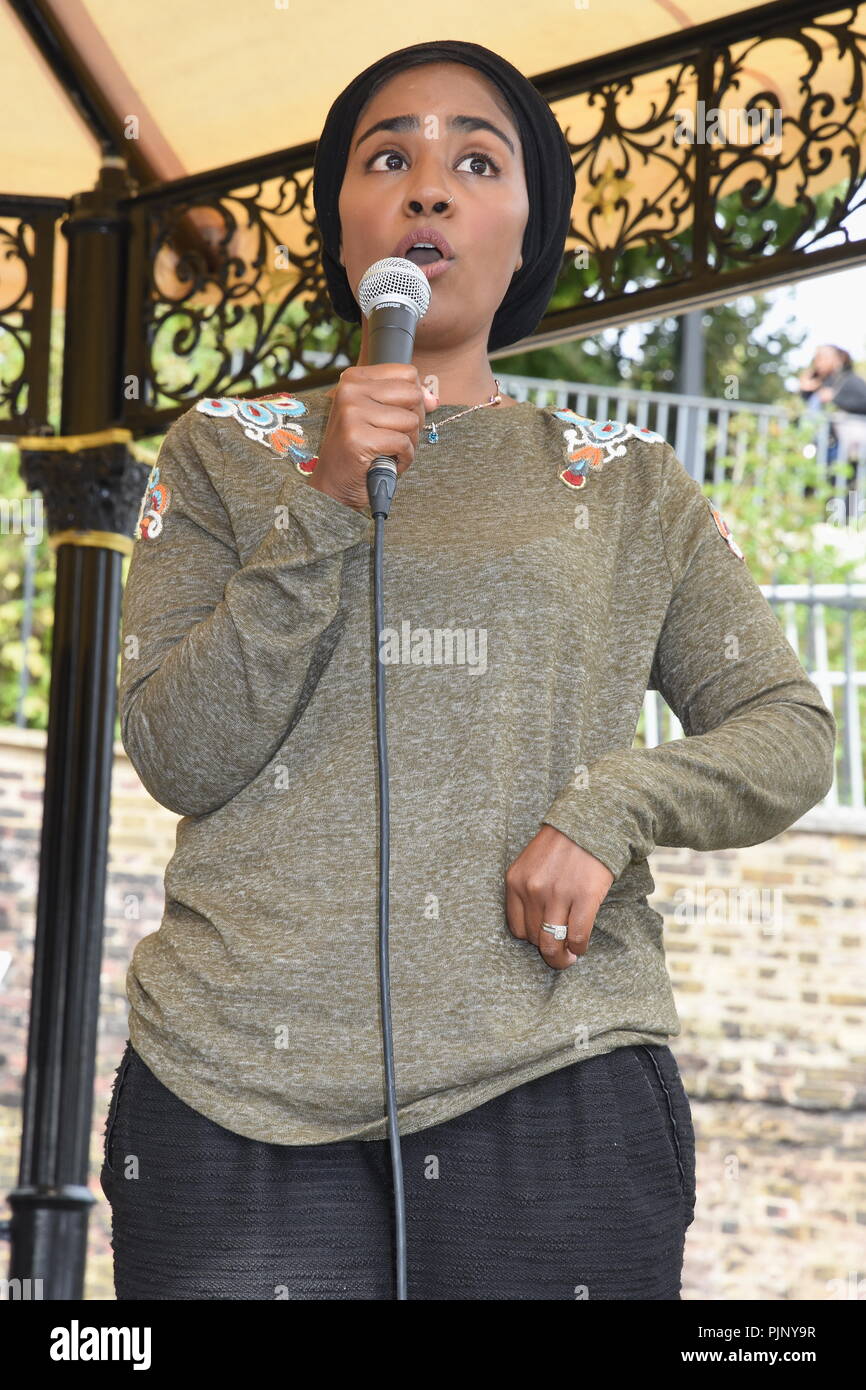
[707,502,745,560]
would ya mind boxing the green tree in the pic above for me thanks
[497,290,808,404]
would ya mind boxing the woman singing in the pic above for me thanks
[101,39,836,1300]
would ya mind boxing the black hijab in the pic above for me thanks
[312,39,575,352]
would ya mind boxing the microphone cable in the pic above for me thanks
[366,457,406,1300]
[358,255,432,1302]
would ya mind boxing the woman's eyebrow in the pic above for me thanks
[353,114,515,157]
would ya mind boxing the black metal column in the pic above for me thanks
[680,309,707,480]
[5,160,150,1299]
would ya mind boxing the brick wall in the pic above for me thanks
[1,726,864,1302]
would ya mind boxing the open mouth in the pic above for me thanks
[404,246,445,267]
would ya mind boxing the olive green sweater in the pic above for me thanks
[119,386,837,1143]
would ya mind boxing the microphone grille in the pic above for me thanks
[357,257,432,321]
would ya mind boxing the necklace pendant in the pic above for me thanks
[426,424,439,444]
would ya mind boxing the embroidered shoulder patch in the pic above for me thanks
[195,392,319,472]
[135,464,171,540]
[706,499,745,560]
[548,407,666,489]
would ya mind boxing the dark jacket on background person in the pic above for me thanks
[800,366,866,414]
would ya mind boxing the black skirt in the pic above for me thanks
[100,1038,696,1300]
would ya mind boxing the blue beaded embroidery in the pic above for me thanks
[134,464,171,540]
[196,393,318,471]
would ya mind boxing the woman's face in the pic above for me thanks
[337,62,529,348]
[814,346,842,377]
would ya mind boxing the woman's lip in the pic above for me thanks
[418,256,455,281]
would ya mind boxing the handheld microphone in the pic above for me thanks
[359,257,432,520]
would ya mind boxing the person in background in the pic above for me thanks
[798,344,866,466]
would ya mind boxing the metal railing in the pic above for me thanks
[642,583,866,813]
[496,371,866,498]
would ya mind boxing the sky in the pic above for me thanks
[760,260,866,370]
[761,198,866,370]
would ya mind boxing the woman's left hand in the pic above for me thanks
[505,825,615,970]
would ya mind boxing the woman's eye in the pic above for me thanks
[457,152,501,176]
[367,151,407,172]
[366,150,501,176]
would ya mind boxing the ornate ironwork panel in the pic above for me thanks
[118,0,866,434]
[0,196,67,435]
[537,0,866,341]
[120,147,361,435]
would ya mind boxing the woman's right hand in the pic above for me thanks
[307,364,440,511]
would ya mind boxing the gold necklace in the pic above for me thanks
[424,379,503,443]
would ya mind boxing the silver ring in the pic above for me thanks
[541,922,569,941]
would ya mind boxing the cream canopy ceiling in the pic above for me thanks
[2,1,760,198]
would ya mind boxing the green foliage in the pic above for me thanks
[700,409,865,784]
[0,440,55,728]
[497,289,808,405]
[707,412,864,586]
